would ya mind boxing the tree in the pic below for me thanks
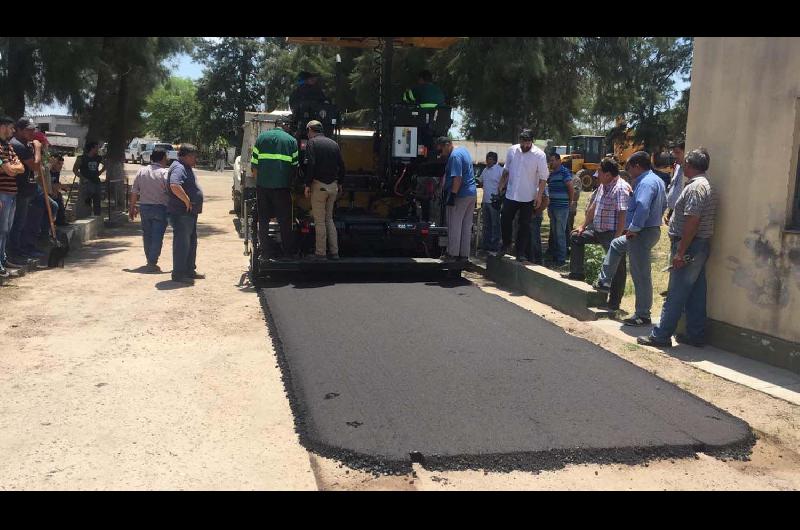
[193,37,267,148]
[143,77,201,144]
[427,37,582,143]
[582,37,693,152]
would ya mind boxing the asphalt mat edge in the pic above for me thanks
[256,282,756,476]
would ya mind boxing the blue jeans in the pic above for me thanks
[599,226,661,319]
[8,185,34,256]
[140,204,168,265]
[0,192,17,266]
[651,238,710,341]
[481,204,501,252]
[547,206,569,263]
[530,214,544,263]
[169,212,198,279]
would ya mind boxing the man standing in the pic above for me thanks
[0,116,26,277]
[638,148,714,347]
[529,185,550,265]
[73,141,105,216]
[479,151,502,254]
[303,120,345,260]
[664,142,686,225]
[129,148,170,272]
[252,120,298,263]
[545,151,575,266]
[48,155,68,226]
[595,151,666,326]
[498,129,549,262]
[289,72,328,113]
[215,147,226,172]
[402,70,446,109]
[166,144,205,284]
[568,158,631,310]
[8,118,43,261]
[436,137,477,261]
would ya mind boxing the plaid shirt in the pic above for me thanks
[591,177,631,232]
[0,139,20,194]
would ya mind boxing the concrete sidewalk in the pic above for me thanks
[468,254,800,407]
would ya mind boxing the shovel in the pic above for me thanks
[38,167,70,267]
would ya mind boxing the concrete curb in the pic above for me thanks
[472,254,611,321]
[0,213,128,287]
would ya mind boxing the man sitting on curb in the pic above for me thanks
[567,158,631,311]
[638,148,714,348]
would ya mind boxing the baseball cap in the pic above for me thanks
[306,120,323,132]
[34,130,49,145]
[16,117,37,130]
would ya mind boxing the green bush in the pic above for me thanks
[583,243,605,285]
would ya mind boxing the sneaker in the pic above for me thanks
[637,335,672,347]
[593,281,610,293]
[623,316,652,326]
[172,276,195,285]
[675,333,705,347]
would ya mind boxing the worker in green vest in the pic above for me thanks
[251,120,299,262]
[402,70,445,109]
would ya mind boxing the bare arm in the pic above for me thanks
[170,184,192,212]
[498,168,509,194]
[580,201,597,232]
[674,215,701,265]
[450,176,463,195]
[614,210,626,238]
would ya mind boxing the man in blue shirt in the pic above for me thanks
[545,151,575,266]
[595,151,666,326]
[166,144,205,285]
[436,137,477,261]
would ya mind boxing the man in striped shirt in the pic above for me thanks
[567,158,631,310]
[545,151,575,266]
[639,148,715,348]
[0,116,26,277]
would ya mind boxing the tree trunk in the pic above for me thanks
[5,38,32,118]
[85,38,114,144]
[106,65,130,207]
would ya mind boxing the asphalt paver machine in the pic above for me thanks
[245,37,466,280]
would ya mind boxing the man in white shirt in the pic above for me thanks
[479,151,502,253]
[498,129,549,262]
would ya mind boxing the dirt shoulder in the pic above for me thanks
[0,166,316,490]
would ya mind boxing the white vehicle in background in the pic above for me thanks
[140,141,178,165]
[554,145,567,156]
[126,137,159,164]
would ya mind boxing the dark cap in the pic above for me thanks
[435,136,452,145]
[306,120,323,132]
[0,115,15,125]
[16,117,37,130]
[519,129,533,140]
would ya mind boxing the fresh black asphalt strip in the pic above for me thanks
[258,277,755,474]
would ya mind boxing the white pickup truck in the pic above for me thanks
[140,141,178,165]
